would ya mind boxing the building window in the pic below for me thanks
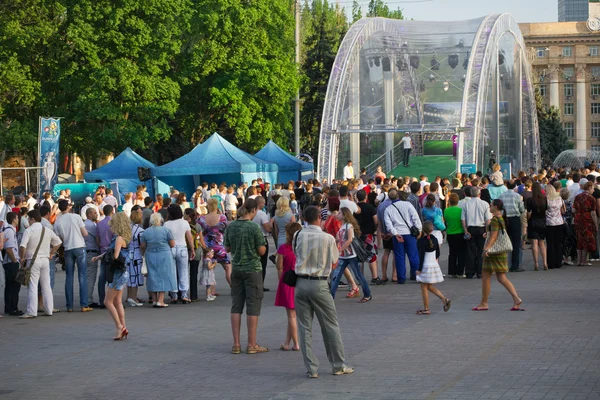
[564,103,574,115]
[593,145,600,152]
[564,122,574,138]
[562,46,572,57]
[593,122,600,138]
[537,47,546,57]
[563,67,574,80]
[593,66,600,77]
[564,83,574,97]
[592,103,600,114]
[539,84,547,97]
[591,46,599,56]
[592,84,600,96]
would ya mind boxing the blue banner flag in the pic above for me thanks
[38,118,61,192]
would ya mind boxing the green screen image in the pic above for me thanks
[423,140,453,156]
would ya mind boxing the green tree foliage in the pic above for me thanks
[536,88,571,166]
[300,0,347,157]
[366,0,404,19]
[54,0,190,165]
[174,0,298,153]
[0,1,64,162]
[352,1,362,23]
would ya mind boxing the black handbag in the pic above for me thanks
[392,203,420,237]
[283,269,298,287]
[284,231,302,287]
[349,233,371,263]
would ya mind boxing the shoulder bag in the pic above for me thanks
[283,231,300,287]
[16,227,45,287]
[345,224,370,263]
[486,217,513,255]
[392,203,420,237]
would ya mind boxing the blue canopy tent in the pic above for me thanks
[255,140,314,183]
[153,133,279,196]
[84,147,155,203]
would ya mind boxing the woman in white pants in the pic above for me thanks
[164,205,196,304]
[19,210,62,319]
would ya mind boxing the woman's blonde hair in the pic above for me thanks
[275,196,291,217]
[340,207,361,236]
[546,184,560,201]
[207,198,219,213]
[493,163,501,172]
[109,212,132,245]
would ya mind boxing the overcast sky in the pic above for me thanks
[344,0,558,23]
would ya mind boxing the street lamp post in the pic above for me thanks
[294,0,301,155]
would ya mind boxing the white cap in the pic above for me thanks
[85,196,93,203]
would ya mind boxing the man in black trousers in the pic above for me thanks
[3,212,23,316]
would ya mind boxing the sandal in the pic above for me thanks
[416,309,430,315]
[346,287,360,298]
[358,296,372,303]
[443,298,451,312]
[534,265,539,271]
[181,298,192,304]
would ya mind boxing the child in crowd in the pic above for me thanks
[200,248,217,302]
[289,193,299,219]
[416,221,451,315]
[490,163,504,187]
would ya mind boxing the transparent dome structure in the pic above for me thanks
[553,150,600,170]
[317,15,541,181]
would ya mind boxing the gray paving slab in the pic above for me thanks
[0,239,599,399]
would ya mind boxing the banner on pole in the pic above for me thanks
[38,118,60,192]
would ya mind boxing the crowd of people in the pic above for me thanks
[1,160,598,376]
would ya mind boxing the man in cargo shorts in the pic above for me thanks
[224,198,267,355]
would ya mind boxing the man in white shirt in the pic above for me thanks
[338,185,360,215]
[0,194,15,227]
[18,209,62,318]
[461,187,492,279]
[121,193,134,217]
[401,133,412,167]
[3,212,23,316]
[252,196,272,291]
[569,173,582,201]
[419,175,430,190]
[384,189,422,283]
[343,160,354,180]
[294,205,353,377]
[103,189,118,208]
[54,200,93,312]
[26,193,38,211]
[80,197,98,221]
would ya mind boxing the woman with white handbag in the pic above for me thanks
[472,199,523,312]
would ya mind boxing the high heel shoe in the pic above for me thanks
[534,265,539,271]
[114,327,129,341]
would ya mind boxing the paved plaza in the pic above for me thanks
[1,241,600,400]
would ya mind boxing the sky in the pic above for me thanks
[343,0,558,23]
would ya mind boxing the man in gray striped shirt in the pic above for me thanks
[294,206,354,378]
[499,180,525,272]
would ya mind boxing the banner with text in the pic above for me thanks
[38,118,61,192]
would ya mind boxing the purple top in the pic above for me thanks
[97,216,114,253]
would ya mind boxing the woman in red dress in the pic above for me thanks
[573,182,597,266]
[274,222,302,351]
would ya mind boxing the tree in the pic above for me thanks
[0,0,64,164]
[352,1,362,23]
[173,0,298,154]
[49,0,191,167]
[366,0,404,19]
[536,88,571,166]
[300,0,347,157]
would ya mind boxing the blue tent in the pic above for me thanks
[153,133,279,195]
[84,147,155,203]
[255,140,313,183]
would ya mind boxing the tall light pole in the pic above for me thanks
[294,0,301,155]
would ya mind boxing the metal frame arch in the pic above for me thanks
[317,17,403,182]
[458,13,541,171]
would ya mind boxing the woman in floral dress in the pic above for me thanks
[198,198,231,287]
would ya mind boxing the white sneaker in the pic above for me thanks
[127,298,143,307]
[206,296,216,302]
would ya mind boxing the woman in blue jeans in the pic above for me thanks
[330,208,372,303]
